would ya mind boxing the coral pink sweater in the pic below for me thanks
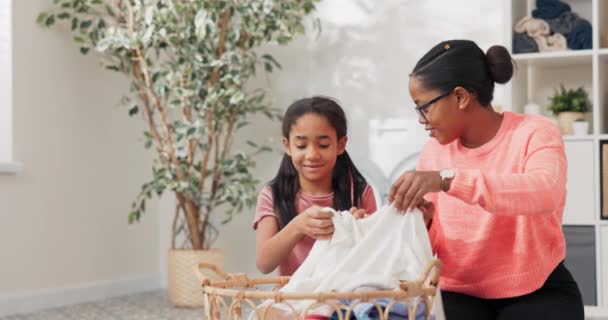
[417,112,567,299]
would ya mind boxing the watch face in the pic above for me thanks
[441,169,455,179]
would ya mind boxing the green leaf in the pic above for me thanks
[128,210,140,224]
[144,140,153,149]
[36,13,48,25]
[57,12,70,20]
[79,47,90,55]
[105,4,115,17]
[246,140,258,148]
[73,35,85,43]
[45,15,56,27]
[187,127,196,136]
[129,105,139,116]
[80,20,93,30]
[262,54,282,70]
[152,72,161,83]
[71,17,78,30]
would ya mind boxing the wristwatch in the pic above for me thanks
[439,168,455,192]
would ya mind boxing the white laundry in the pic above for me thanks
[253,205,437,319]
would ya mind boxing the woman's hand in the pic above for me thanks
[292,205,335,240]
[388,171,442,212]
[349,207,369,219]
[417,199,435,227]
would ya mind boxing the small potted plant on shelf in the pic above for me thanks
[547,84,591,135]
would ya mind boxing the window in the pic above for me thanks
[0,0,19,172]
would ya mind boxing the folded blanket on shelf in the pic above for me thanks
[532,0,571,20]
[514,16,550,38]
[536,32,567,51]
[546,11,579,35]
[513,32,539,53]
[566,18,592,50]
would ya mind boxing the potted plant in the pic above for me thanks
[38,0,318,307]
[547,84,591,135]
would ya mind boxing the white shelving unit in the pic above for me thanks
[505,0,608,317]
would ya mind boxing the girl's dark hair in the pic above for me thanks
[269,96,368,228]
[411,40,514,106]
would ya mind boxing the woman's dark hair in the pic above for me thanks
[269,96,368,228]
[411,40,514,106]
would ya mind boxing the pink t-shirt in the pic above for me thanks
[252,184,377,276]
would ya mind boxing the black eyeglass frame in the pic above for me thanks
[414,90,453,124]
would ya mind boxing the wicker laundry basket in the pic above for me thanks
[194,259,442,320]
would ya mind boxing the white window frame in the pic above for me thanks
[0,0,20,172]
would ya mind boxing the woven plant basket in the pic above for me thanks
[557,111,584,135]
[168,248,225,307]
[195,259,442,320]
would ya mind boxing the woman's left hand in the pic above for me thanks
[388,171,442,212]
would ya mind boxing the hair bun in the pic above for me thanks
[485,45,513,84]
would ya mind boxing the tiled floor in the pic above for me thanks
[1,290,607,319]
[0,290,203,320]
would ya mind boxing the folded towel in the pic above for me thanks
[536,33,568,52]
[547,11,579,35]
[566,18,592,50]
[513,32,539,53]
[532,0,571,20]
[514,16,550,38]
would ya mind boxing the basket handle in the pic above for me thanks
[194,262,231,284]
[417,259,442,287]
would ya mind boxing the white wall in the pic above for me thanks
[159,0,506,280]
[0,0,508,315]
[0,0,159,315]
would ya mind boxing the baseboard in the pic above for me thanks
[0,273,161,317]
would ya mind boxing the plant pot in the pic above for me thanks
[572,121,589,136]
[556,112,584,135]
[168,248,225,307]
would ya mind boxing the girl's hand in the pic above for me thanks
[388,171,442,212]
[349,207,369,219]
[293,205,335,240]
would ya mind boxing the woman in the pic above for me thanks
[389,40,583,320]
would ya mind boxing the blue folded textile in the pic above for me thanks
[513,32,539,53]
[547,11,579,35]
[329,298,431,320]
[566,18,592,49]
[532,0,571,20]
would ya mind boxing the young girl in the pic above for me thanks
[253,96,377,276]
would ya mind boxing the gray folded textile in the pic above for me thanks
[513,32,539,53]
[547,11,579,35]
